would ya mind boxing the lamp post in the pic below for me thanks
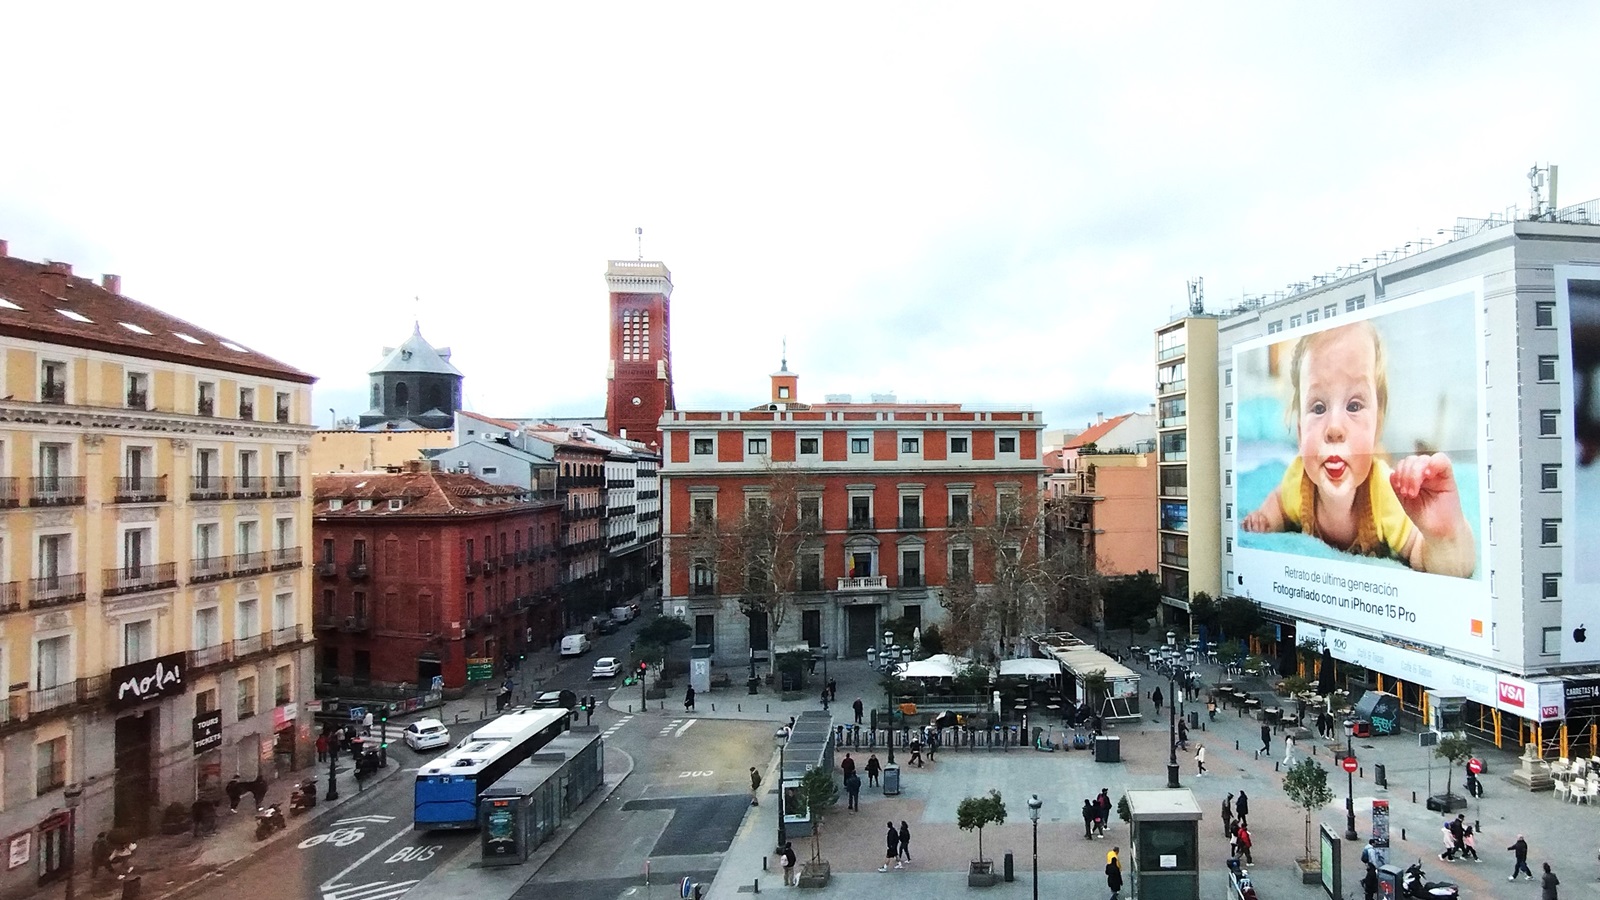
[1344,720,1359,841]
[885,677,896,766]
[63,784,82,900]
[776,741,788,853]
[326,736,340,801]
[1027,794,1042,900]
[1166,630,1180,788]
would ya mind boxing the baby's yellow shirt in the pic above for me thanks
[1277,456,1414,557]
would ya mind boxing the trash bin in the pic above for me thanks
[747,677,760,695]
[121,876,142,900]
[882,763,901,796]
[1187,711,1199,730]
[1094,735,1121,763]
[1374,763,1388,789]
[1003,850,1014,882]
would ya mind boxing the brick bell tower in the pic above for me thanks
[604,259,675,450]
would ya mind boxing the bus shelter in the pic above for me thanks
[479,729,605,865]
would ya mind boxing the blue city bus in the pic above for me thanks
[412,707,569,830]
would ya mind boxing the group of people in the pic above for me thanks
[1079,789,1114,839]
[877,821,912,872]
[89,832,137,881]
[1438,813,1480,862]
[1220,792,1253,863]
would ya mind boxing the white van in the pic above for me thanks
[610,606,635,624]
[559,634,591,657]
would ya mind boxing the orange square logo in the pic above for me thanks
[1470,619,1484,636]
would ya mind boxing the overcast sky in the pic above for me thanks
[3,4,1598,435]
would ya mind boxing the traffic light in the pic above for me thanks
[638,661,648,676]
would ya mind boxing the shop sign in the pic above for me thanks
[273,703,298,732]
[1564,678,1600,708]
[6,832,28,871]
[109,651,186,710]
[192,709,223,755]
[1540,682,1566,721]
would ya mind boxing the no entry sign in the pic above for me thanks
[1342,756,1358,773]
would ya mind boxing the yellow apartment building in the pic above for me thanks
[0,246,315,896]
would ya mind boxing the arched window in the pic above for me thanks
[395,381,409,411]
[370,384,381,408]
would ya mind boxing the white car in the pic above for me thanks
[402,718,451,752]
[591,657,621,679]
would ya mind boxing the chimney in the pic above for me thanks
[46,260,72,275]
[40,260,72,296]
[0,239,8,257]
[102,274,121,295]
[1097,412,1104,424]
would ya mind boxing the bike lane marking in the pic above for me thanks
[320,825,413,889]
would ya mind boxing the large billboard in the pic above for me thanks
[1233,282,1487,654]
[1558,267,1600,662]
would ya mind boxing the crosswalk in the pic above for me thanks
[657,718,695,738]
[602,715,634,740]
[320,880,419,900]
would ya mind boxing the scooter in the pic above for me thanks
[1402,861,1460,899]
[289,778,318,815]
[255,803,287,841]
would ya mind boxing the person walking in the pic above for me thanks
[1235,791,1250,828]
[841,753,856,780]
[880,822,900,871]
[820,687,830,711]
[91,832,111,877]
[1542,862,1560,900]
[1177,719,1189,750]
[845,771,861,811]
[1221,794,1234,838]
[1194,743,1207,776]
[1462,825,1480,861]
[1151,686,1164,715]
[866,754,881,787]
[1207,697,1218,722]
[1283,733,1296,766]
[827,678,838,702]
[853,698,864,725]
[750,767,762,807]
[684,685,696,712]
[1082,799,1097,839]
[1260,723,1272,755]
[897,821,912,864]
[315,732,328,763]
[781,842,798,886]
[1509,834,1534,881]
[1095,789,1112,837]
[1105,849,1124,900]
[1361,862,1380,900]
[1235,824,1254,864]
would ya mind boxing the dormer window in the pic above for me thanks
[328,499,343,510]
[358,499,373,510]
[126,372,149,410]
[388,498,404,511]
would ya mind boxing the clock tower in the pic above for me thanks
[604,259,675,449]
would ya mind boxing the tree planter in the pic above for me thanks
[967,860,997,887]
[797,860,830,888]
[1295,858,1321,884]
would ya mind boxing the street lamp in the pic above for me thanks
[1027,794,1042,900]
[326,736,340,802]
[885,677,896,766]
[63,784,82,900]
[1344,719,1359,841]
[1166,630,1180,789]
[776,741,788,853]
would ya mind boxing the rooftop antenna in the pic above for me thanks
[635,226,643,261]
[1528,163,1560,220]
[413,296,421,333]
[781,336,788,372]
[1187,276,1205,315]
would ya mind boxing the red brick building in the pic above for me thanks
[312,463,561,689]
[603,259,675,451]
[661,366,1045,666]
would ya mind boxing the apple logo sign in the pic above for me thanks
[1575,624,1588,644]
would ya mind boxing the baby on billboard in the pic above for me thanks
[1241,320,1476,578]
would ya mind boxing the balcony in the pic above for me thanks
[269,547,303,571]
[463,562,478,581]
[500,553,514,569]
[346,560,369,580]
[233,634,265,657]
[190,475,229,501]
[1157,379,1187,395]
[479,559,495,576]
[111,475,167,504]
[900,573,923,588]
[188,554,230,582]
[30,679,88,714]
[847,517,874,532]
[104,562,178,596]
[897,515,923,531]
[239,402,255,421]
[40,381,67,404]
[271,625,302,647]
[231,551,269,576]
[836,575,888,591]
[190,643,230,670]
[126,389,148,410]
[232,475,267,499]
[316,560,337,578]
[269,475,301,498]
[0,581,19,614]
[29,476,86,506]
[29,573,86,608]
[338,616,370,633]
[0,477,17,508]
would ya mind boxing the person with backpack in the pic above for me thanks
[749,767,762,807]
[781,842,798,886]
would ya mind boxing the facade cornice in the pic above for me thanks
[0,400,315,440]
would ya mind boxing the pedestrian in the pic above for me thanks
[1106,849,1124,900]
[908,733,923,768]
[880,822,900,872]
[845,772,861,811]
[1361,862,1380,900]
[190,797,214,837]
[315,732,328,763]
[1448,814,1466,861]
[1177,719,1189,750]
[1542,862,1560,900]
[1082,799,1097,840]
[782,841,798,886]
[866,754,881,787]
[828,678,837,702]
[1235,791,1249,828]
[1235,824,1253,864]
[1359,838,1378,868]
[1151,686,1164,714]
[898,821,912,864]
[750,767,762,807]
[1096,789,1112,837]
[1440,821,1458,861]
[1221,794,1234,838]
[1260,723,1272,755]
[1509,834,1534,881]
[1207,697,1218,721]
[684,685,696,712]
[91,832,111,877]
[853,698,864,725]
[1283,733,1296,766]
[820,687,830,711]
[1194,743,1207,776]
[1463,825,1479,861]
[226,775,243,813]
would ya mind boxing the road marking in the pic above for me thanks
[335,815,396,825]
[675,720,695,737]
[321,825,413,889]
[299,827,367,849]
[321,880,420,900]
[658,719,682,737]
[602,715,633,739]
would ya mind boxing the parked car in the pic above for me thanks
[560,634,592,657]
[402,718,451,752]
[610,605,636,624]
[592,657,621,679]
[597,617,620,635]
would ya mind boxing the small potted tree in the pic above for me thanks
[1282,758,1335,883]
[957,790,1007,886]
[793,767,838,887]
[1430,732,1473,812]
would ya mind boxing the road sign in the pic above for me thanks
[1467,758,1483,774]
[466,658,494,682]
[1342,756,1358,773]
[430,675,444,692]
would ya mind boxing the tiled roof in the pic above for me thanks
[1043,449,1066,472]
[1064,414,1132,450]
[0,247,314,383]
[458,409,523,431]
[313,470,552,517]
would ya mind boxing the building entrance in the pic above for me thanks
[845,605,879,658]
[114,710,156,833]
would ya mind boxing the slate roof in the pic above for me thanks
[368,323,463,377]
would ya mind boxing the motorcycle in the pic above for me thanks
[1402,861,1460,899]
[254,803,287,841]
[289,778,318,815]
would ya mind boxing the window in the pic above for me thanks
[1225,502,1233,519]
[195,606,221,648]
[692,497,714,524]
[40,360,67,402]
[998,437,1017,454]
[950,436,969,454]
[1225,537,1233,553]
[197,381,215,416]
[1306,308,1319,324]
[1540,409,1559,436]
[1534,355,1558,382]
[778,386,790,399]
[273,593,293,632]
[900,437,920,453]
[1224,402,1233,420]
[126,371,149,409]
[1346,297,1365,312]
[1289,314,1302,328]
[850,437,870,454]
[196,688,218,715]
[799,496,821,528]
[1266,321,1283,334]
[1542,627,1561,656]
[900,495,921,528]
[745,495,769,518]
[693,438,713,455]
[1542,573,1560,600]
[275,664,293,705]
[850,496,872,527]
[1324,304,1337,319]
[1536,301,1556,328]
[1224,470,1232,486]
[900,550,922,587]
[1223,369,1232,387]
[799,552,822,592]
[1224,436,1233,452]
[949,547,971,580]
[123,619,154,665]
[36,736,67,795]
[35,634,71,690]
[1541,518,1561,546]
[275,391,291,423]
[747,437,768,456]
[950,493,970,525]
[238,387,255,419]
[691,556,715,596]
[237,519,259,556]
[236,597,259,639]
[799,437,819,455]
[1542,464,1560,491]
[237,675,257,719]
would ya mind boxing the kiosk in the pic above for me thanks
[1125,789,1202,900]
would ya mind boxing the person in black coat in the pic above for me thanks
[1260,723,1272,754]
[865,754,882,786]
[1106,852,1124,900]
[879,822,901,871]
[1235,791,1250,828]
[1151,686,1164,713]
[1082,799,1097,839]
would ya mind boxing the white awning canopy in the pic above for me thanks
[898,653,967,679]
[999,658,1062,678]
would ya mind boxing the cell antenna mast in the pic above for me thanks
[636,226,643,261]
[1187,277,1205,315]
